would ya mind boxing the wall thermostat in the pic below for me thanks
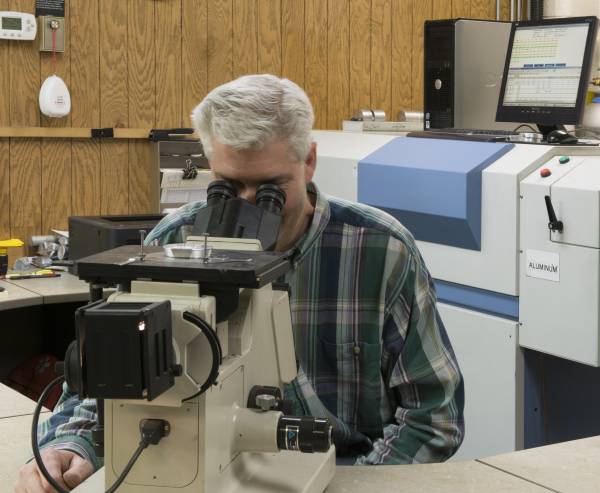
[0,12,36,40]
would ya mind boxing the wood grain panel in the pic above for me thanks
[371,0,392,117]
[0,1,9,240]
[40,0,71,128]
[0,138,9,239]
[411,0,432,111]
[156,0,183,128]
[433,0,452,19]
[258,0,282,76]
[100,140,128,215]
[305,0,328,129]
[0,0,9,127]
[349,0,370,113]
[128,1,155,215]
[327,0,350,128]
[128,140,150,214]
[70,0,100,128]
[183,0,208,125]
[452,0,471,18]
[282,0,304,87]
[129,0,155,128]
[472,0,495,20]
[100,0,129,128]
[41,139,71,232]
[392,0,413,113]
[9,0,40,127]
[10,138,40,254]
[100,0,129,216]
[233,0,258,78]
[208,0,233,92]
[71,139,101,216]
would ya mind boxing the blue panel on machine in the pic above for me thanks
[357,138,515,250]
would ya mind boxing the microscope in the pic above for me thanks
[33,181,335,493]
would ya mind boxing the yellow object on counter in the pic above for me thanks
[3,270,53,278]
[0,239,24,255]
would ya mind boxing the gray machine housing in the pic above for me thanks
[424,18,519,131]
[68,214,166,261]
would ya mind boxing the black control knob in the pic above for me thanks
[277,416,332,453]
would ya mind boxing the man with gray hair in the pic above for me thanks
[16,75,464,492]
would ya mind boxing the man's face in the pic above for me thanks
[209,139,317,251]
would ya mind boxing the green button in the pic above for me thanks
[559,156,570,164]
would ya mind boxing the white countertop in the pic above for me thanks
[0,270,115,308]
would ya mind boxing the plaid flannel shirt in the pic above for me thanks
[36,182,464,467]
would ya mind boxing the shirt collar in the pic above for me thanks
[285,181,330,264]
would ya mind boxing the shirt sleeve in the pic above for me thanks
[28,383,103,472]
[355,254,465,465]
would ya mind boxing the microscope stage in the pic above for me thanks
[75,245,291,287]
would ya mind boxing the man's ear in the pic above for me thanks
[304,141,317,185]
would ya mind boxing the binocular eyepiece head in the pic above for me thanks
[207,180,287,215]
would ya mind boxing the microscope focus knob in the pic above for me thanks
[256,394,276,411]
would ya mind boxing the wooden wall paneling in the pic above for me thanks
[10,0,40,127]
[282,0,304,87]
[452,0,471,18]
[304,0,327,129]
[258,0,282,76]
[327,0,349,129]
[71,139,101,216]
[128,0,156,214]
[411,0,432,111]
[392,0,413,114]
[349,0,370,114]
[100,0,129,215]
[371,0,392,117]
[0,139,9,240]
[208,0,233,92]
[471,0,495,19]
[233,0,258,78]
[70,0,100,128]
[501,0,509,20]
[0,2,9,240]
[155,0,183,128]
[9,138,40,255]
[183,0,208,125]
[433,0,452,19]
[71,0,101,217]
[41,139,71,232]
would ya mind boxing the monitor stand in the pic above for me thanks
[537,124,567,141]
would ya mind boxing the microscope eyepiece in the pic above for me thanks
[256,184,286,215]
[206,180,237,206]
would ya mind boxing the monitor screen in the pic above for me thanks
[496,17,598,126]
[503,23,589,108]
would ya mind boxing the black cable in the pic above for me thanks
[513,124,538,133]
[31,376,150,493]
[181,311,222,403]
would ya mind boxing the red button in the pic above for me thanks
[540,169,551,177]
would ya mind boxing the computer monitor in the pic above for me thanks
[496,16,598,138]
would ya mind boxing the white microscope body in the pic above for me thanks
[75,238,335,493]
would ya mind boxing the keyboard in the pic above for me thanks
[407,128,524,142]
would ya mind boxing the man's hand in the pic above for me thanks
[14,449,93,493]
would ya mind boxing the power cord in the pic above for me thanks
[32,376,169,493]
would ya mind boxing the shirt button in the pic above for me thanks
[293,261,299,268]
[353,346,361,355]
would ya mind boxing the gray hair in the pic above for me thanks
[191,74,314,163]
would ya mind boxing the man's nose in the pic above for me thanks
[238,189,257,205]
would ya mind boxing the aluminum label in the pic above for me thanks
[526,249,560,282]
[285,425,300,451]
